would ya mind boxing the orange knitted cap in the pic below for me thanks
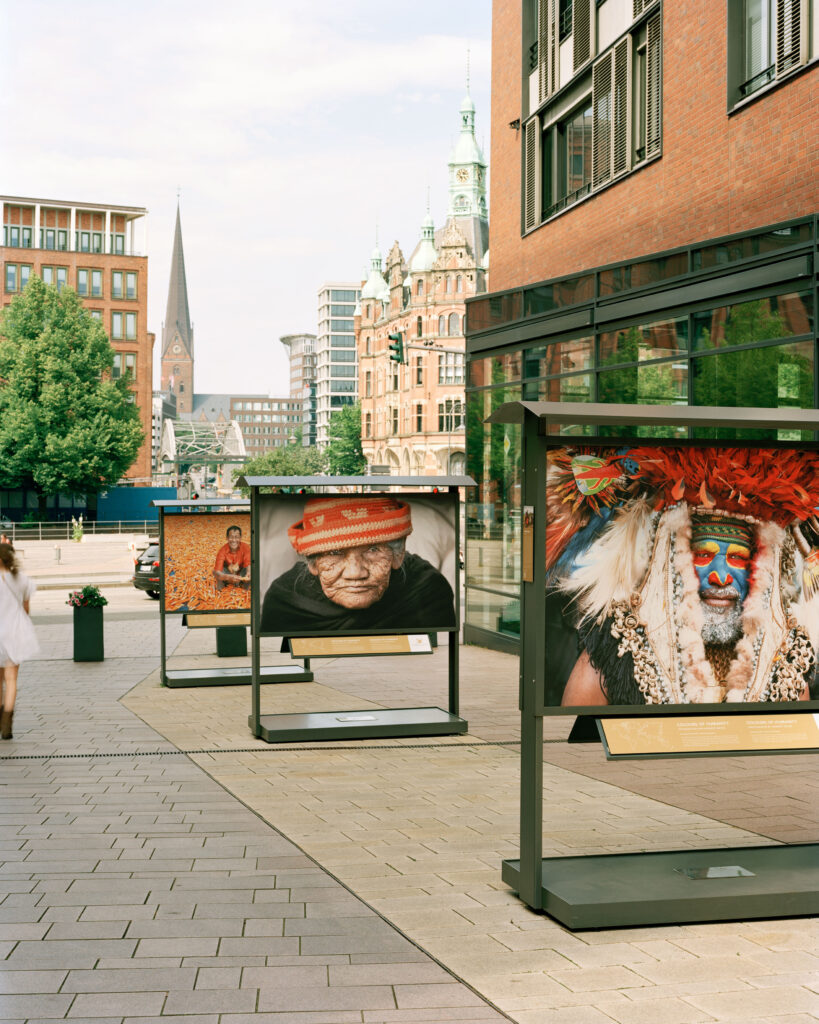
[287,497,413,557]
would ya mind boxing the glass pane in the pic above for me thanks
[464,588,520,636]
[466,291,523,333]
[466,387,522,592]
[692,340,814,440]
[467,352,522,388]
[565,103,593,195]
[598,361,688,437]
[522,336,593,378]
[529,373,593,403]
[692,222,811,270]
[598,252,688,296]
[523,276,595,316]
[599,316,688,365]
[692,292,812,351]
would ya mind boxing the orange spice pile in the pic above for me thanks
[163,514,251,612]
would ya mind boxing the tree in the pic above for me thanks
[325,402,367,476]
[0,277,144,514]
[238,437,326,495]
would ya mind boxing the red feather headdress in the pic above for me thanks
[625,446,819,527]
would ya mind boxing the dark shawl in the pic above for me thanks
[260,552,455,634]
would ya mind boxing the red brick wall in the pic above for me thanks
[490,0,819,293]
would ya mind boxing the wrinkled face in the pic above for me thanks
[227,529,242,551]
[308,543,404,609]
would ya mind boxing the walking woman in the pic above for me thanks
[0,542,39,739]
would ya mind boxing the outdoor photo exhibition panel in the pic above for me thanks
[490,401,819,929]
[154,500,312,687]
[244,476,472,742]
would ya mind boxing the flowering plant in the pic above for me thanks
[71,514,84,542]
[66,585,108,608]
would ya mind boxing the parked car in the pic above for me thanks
[132,543,161,599]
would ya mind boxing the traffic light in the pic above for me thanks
[388,331,404,363]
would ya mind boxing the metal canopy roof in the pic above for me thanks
[238,475,476,488]
[159,418,246,467]
[487,401,819,431]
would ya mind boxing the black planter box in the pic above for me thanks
[73,605,104,661]
[216,625,247,657]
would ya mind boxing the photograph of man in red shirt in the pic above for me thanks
[213,525,251,591]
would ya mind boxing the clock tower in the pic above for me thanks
[160,204,194,415]
[447,90,487,220]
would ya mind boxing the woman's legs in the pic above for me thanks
[0,664,17,739]
[2,664,18,711]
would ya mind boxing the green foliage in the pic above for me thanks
[325,402,367,476]
[66,584,108,608]
[0,277,144,505]
[238,437,326,495]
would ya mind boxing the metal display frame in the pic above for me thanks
[242,476,472,743]
[154,500,312,688]
[488,402,819,929]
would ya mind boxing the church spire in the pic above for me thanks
[162,204,193,359]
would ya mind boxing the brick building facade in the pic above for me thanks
[1,195,153,482]
[358,92,489,475]
[464,0,819,650]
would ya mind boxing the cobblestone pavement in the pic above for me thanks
[1,608,818,1023]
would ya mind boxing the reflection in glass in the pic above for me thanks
[599,317,688,365]
[692,293,813,351]
[465,588,520,636]
[522,336,593,378]
[598,361,688,438]
[692,340,813,440]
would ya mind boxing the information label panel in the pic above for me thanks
[289,634,433,658]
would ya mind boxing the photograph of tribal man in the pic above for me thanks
[545,445,819,708]
[258,494,457,635]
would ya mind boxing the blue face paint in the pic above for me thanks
[691,538,751,601]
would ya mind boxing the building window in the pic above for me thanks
[5,226,19,247]
[445,276,452,293]
[42,266,54,286]
[57,229,68,251]
[112,352,136,381]
[456,275,463,293]
[21,227,32,248]
[365,412,372,437]
[91,269,102,298]
[366,336,372,354]
[392,408,399,434]
[90,310,102,321]
[416,315,423,337]
[77,269,89,296]
[365,371,372,397]
[111,233,125,255]
[415,357,423,385]
[112,311,123,339]
[92,232,103,253]
[125,312,137,340]
[77,231,91,252]
[541,100,593,219]
[525,12,661,230]
[56,268,67,292]
[438,398,464,432]
[416,403,424,432]
[448,312,461,336]
[559,0,573,42]
[416,279,423,296]
[439,351,465,385]
[112,271,123,298]
[438,314,447,336]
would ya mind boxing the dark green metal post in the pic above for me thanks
[159,509,167,685]
[517,410,547,910]
[250,485,261,736]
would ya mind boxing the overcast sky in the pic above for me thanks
[0,0,491,396]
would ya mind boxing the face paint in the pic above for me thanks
[691,538,751,602]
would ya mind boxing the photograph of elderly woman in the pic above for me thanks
[258,494,457,635]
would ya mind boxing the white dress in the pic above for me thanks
[0,570,40,666]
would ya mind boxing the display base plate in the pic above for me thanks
[164,666,313,688]
[251,706,468,743]
[502,844,819,929]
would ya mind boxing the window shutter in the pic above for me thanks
[645,12,662,158]
[592,52,613,187]
[776,0,807,77]
[538,0,559,103]
[634,0,659,16]
[612,38,631,176]
[523,116,539,231]
[573,0,592,71]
